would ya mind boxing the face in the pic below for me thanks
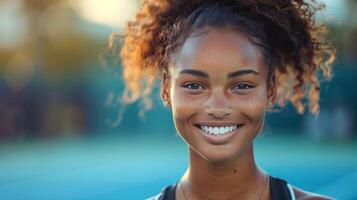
[161,27,275,163]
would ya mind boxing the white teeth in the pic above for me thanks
[200,125,238,135]
[213,127,219,134]
[219,127,224,134]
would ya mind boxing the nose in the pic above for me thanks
[204,89,232,119]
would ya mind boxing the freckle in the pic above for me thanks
[213,178,217,181]
[233,169,237,173]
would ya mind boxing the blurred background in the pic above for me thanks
[0,0,356,199]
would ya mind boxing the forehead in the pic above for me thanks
[173,27,266,74]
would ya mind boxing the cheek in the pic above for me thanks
[170,86,200,136]
[232,88,267,130]
[170,83,204,116]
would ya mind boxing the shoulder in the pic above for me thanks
[291,185,335,200]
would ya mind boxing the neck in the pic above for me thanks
[180,144,267,200]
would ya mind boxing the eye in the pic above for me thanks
[232,83,255,90]
[181,82,205,90]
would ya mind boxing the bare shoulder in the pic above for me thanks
[291,186,335,200]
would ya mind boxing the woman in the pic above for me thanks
[118,0,336,199]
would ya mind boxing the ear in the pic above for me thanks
[160,72,171,108]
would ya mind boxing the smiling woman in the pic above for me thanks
[168,28,272,163]
[117,0,336,200]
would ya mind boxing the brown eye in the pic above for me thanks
[182,82,204,90]
[232,83,254,90]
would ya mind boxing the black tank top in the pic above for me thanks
[146,176,295,200]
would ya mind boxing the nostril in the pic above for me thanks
[205,109,232,118]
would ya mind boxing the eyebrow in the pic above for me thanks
[179,69,259,79]
[179,69,209,78]
[227,69,259,78]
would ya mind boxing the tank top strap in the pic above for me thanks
[269,175,296,200]
[145,182,177,200]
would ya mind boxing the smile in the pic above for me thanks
[200,125,237,135]
[194,124,243,136]
[194,123,243,145]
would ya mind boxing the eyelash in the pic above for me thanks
[231,83,255,90]
[181,82,255,91]
[181,82,205,90]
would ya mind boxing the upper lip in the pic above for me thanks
[194,122,243,127]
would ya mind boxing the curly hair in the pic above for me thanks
[115,0,336,116]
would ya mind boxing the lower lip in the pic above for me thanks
[196,126,241,145]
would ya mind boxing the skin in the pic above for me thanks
[160,27,333,200]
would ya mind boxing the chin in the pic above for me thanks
[193,142,248,164]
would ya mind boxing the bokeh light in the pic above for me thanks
[77,0,138,29]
